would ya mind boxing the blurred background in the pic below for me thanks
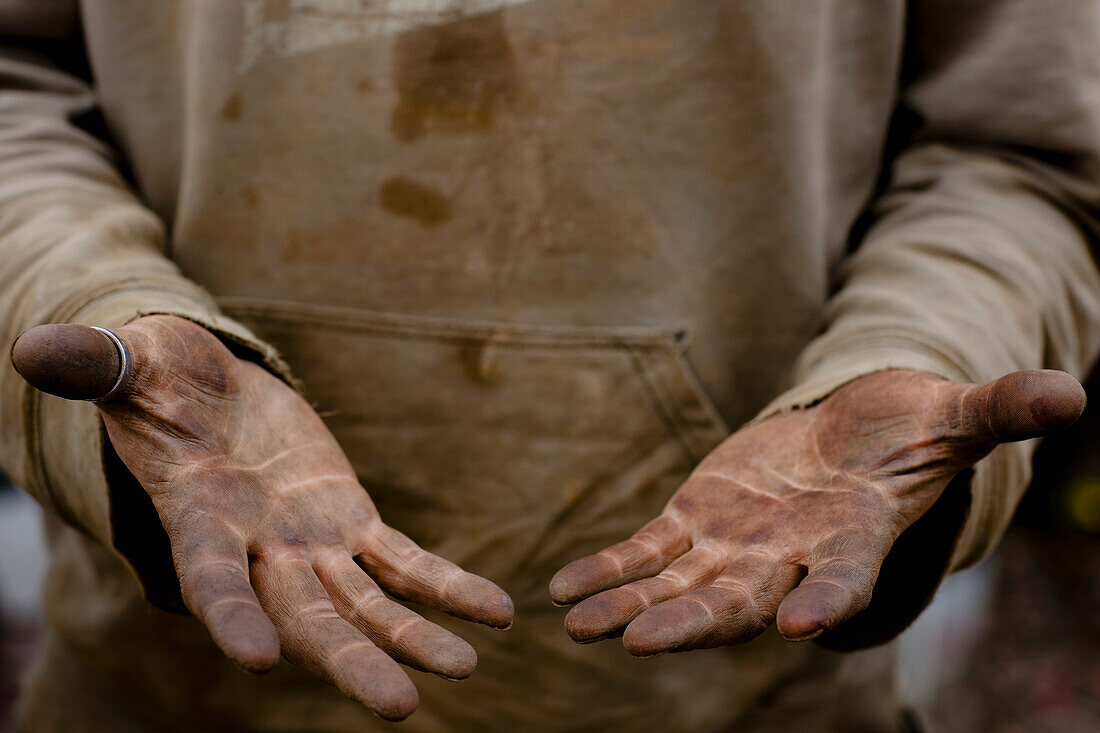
[1,394,1098,733]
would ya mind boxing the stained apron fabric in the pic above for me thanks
[1,1,1099,730]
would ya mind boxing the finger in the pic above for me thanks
[360,525,514,630]
[564,545,724,643]
[252,553,418,721]
[549,514,690,606]
[957,370,1086,446]
[170,513,279,673]
[315,553,478,680]
[776,530,891,642]
[622,559,802,657]
[11,324,124,401]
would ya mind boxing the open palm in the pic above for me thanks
[13,316,513,721]
[550,369,1084,655]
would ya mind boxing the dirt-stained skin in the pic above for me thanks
[10,317,1085,719]
[12,316,514,722]
[550,369,1085,655]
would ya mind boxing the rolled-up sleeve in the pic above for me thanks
[0,1,290,589]
[757,0,1100,574]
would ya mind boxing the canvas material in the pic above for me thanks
[1,1,1099,730]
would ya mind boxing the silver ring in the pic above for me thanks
[89,326,133,402]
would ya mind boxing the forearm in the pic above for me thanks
[0,19,289,570]
[760,0,1100,573]
[747,1,1100,646]
[766,143,1100,567]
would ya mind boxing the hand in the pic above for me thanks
[549,369,1084,656]
[12,316,513,721]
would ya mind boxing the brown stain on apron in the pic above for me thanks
[220,91,243,122]
[379,176,452,225]
[390,10,517,142]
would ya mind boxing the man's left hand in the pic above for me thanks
[549,369,1084,655]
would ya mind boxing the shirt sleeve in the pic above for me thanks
[756,0,1100,577]
[0,1,292,600]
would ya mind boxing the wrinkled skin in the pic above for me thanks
[550,369,1085,656]
[14,315,513,721]
[12,315,1086,705]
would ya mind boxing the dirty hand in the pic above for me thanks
[11,315,513,720]
[550,369,1084,656]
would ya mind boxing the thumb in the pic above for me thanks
[11,324,129,402]
[961,369,1086,444]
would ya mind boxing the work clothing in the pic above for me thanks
[1,1,1099,730]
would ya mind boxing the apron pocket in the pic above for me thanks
[217,297,729,591]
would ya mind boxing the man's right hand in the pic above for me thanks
[11,315,514,721]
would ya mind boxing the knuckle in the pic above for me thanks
[711,577,753,601]
[291,600,342,631]
[350,588,388,617]
[323,640,377,670]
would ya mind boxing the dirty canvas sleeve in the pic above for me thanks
[0,2,291,587]
[757,0,1100,582]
